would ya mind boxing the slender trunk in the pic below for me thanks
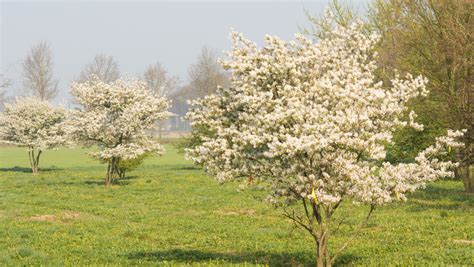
[105,158,115,186]
[316,231,331,267]
[35,150,42,174]
[460,164,474,193]
[459,142,473,193]
[316,242,323,267]
[324,232,331,267]
[28,147,42,174]
[28,148,34,173]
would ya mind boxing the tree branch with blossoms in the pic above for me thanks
[186,13,464,266]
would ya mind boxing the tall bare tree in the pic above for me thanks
[143,62,179,138]
[188,46,229,97]
[78,54,120,83]
[0,74,10,110]
[22,41,58,101]
[143,62,179,97]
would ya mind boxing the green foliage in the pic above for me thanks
[368,0,473,166]
[386,109,449,163]
[175,125,215,155]
[0,145,472,265]
[116,152,151,178]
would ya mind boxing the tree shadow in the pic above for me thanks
[145,164,201,171]
[175,166,201,170]
[407,183,473,212]
[0,166,63,173]
[332,253,361,266]
[120,175,138,181]
[84,180,106,186]
[83,178,133,186]
[126,249,312,266]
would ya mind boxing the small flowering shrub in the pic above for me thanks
[186,19,464,265]
[116,152,151,179]
[67,76,170,185]
[0,97,68,173]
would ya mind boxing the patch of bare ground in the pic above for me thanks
[452,240,474,245]
[30,214,56,222]
[30,211,82,222]
[215,208,256,216]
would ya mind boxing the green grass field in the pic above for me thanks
[0,142,473,266]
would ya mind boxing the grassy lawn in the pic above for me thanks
[0,143,472,266]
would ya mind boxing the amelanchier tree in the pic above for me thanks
[68,76,170,186]
[0,98,67,174]
[186,20,465,266]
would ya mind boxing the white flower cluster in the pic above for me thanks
[186,22,464,206]
[0,97,68,150]
[67,76,171,161]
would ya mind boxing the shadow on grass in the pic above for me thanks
[127,249,312,266]
[0,166,63,173]
[333,253,361,266]
[83,176,136,186]
[120,175,138,181]
[407,182,473,212]
[142,164,201,171]
[175,166,202,170]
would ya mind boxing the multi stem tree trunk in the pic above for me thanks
[27,146,42,174]
[284,198,375,267]
[105,157,119,186]
[105,157,127,186]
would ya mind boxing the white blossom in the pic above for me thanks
[186,22,464,206]
[67,75,171,184]
[0,97,68,173]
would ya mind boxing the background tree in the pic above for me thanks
[143,62,179,97]
[68,76,170,186]
[177,47,230,151]
[368,0,473,192]
[0,98,67,173]
[186,23,464,265]
[22,41,58,101]
[0,74,10,111]
[143,62,180,138]
[78,54,120,83]
[188,46,229,97]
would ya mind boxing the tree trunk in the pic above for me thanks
[105,158,117,186]
[459,142,473,193]
[315,231,331,267]
[316,244,324,267]
[459,165,474,193]
[315,240,331,267]
[28,148,42,174]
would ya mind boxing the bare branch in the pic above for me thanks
[331,204,376,264]
[188,46,229,97]
[143,62,179,97]
[22,41,58,101]
[78,54,120,83]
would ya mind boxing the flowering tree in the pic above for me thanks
[186,21,465,266]
[68,76,170,186]
[0,97,67,173]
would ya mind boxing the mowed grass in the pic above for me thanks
[0,142,472,266]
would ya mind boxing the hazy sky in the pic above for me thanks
[1,0,370,104]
